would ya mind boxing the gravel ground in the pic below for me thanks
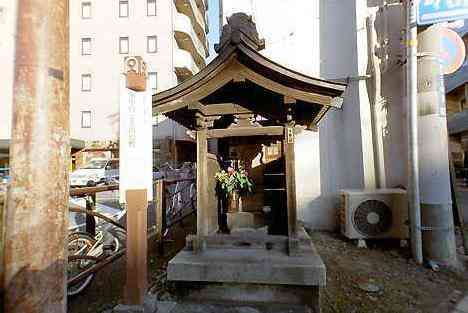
[68,216,468,313]
[309,231,468,313]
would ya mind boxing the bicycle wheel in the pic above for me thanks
[67,232,97,296]
[68,232,96,255]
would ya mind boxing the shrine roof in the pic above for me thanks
[153,13,347,130]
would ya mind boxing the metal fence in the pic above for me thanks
[0,165,197,294]
[67,165,196,290]
[151,164,196,253]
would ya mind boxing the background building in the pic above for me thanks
[220,0,408,230]
[446,32,468,171]
[0,0,17,168]
[70,0,210,143]
[0,0,210,168]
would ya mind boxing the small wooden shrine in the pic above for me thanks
[153,13,347,312]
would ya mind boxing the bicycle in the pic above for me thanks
[67,206,126,296]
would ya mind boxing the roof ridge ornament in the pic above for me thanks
[215,12,265,53]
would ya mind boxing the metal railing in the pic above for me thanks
[67,184,125,291]
[0,175,197,294]
[152,176,196,254]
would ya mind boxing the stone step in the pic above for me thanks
[190,228,315,252]
[156,301,311,313]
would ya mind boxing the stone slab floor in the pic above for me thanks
[156,301,310,313]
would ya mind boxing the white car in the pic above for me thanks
[70,159,119,187]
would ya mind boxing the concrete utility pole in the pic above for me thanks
[417,25,457,266]
[4,0,69,312]
[406,0,423,265]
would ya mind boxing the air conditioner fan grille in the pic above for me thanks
[353,199,392,236]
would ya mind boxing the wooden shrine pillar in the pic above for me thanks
[284,125,298,239]
[196,127,209,237]
[195,114,219,241]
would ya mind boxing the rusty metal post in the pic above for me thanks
[4,0,69,312]
[124,189,148,305]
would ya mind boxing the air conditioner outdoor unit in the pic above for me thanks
[340,189,409,240]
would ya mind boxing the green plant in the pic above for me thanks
[215,166,254,196]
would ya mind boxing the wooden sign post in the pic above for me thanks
[124,189,148,305]
[115,56,152,310]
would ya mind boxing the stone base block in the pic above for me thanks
[113,295,157,313]
[156,300,312,313]
[227,212,255,230]
[171,230,325,285]
[113,305,144,313]
[167,229,325,312]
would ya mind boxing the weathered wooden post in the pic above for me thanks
[195,114,210,250]
[124,189,148,305]
[115,56,153,311]
[4,0,69,311]
[154,180,164,255]
[284,104,298,255]
[0,187,6,304]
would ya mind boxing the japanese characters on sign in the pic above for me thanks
[418,0,468,25]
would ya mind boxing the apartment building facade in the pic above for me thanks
[0,0,209,168]
[0,1,17,167]
[70,0,209,142]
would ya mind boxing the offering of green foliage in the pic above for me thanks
[215,166,254,196]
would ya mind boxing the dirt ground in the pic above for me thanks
[309,231,468,313]
[68,217,468,313]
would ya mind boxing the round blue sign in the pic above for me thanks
[440,28,466,75]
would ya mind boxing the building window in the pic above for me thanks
[81,38,91,55]
[81,74,91,91]
[81,111,92,128]
[147,0,156,16]
[147,36,157,53]
[148,72,157,93]
[119,0,128,17]
[81,2,91,19]
[119,37,129,54]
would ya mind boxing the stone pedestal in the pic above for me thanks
[113,295,158,313]
[166,228,325,313]
[227,211,255,230]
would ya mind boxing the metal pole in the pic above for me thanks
[4,0,69,311]
[406,0,423,264]
[417,26,457,266]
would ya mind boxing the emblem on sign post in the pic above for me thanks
[124,56,147,91]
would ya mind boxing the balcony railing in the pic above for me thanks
[174,0,208,48]
[174,12,207,68]
[174,48,199,82]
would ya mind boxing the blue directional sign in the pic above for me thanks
[418,0,468,25]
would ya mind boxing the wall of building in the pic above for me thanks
[70,0,177,142]
[0,1,16,141]
[316,0,407,229]
[221,0,407,230]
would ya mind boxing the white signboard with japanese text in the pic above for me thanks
[119,76,153,204]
